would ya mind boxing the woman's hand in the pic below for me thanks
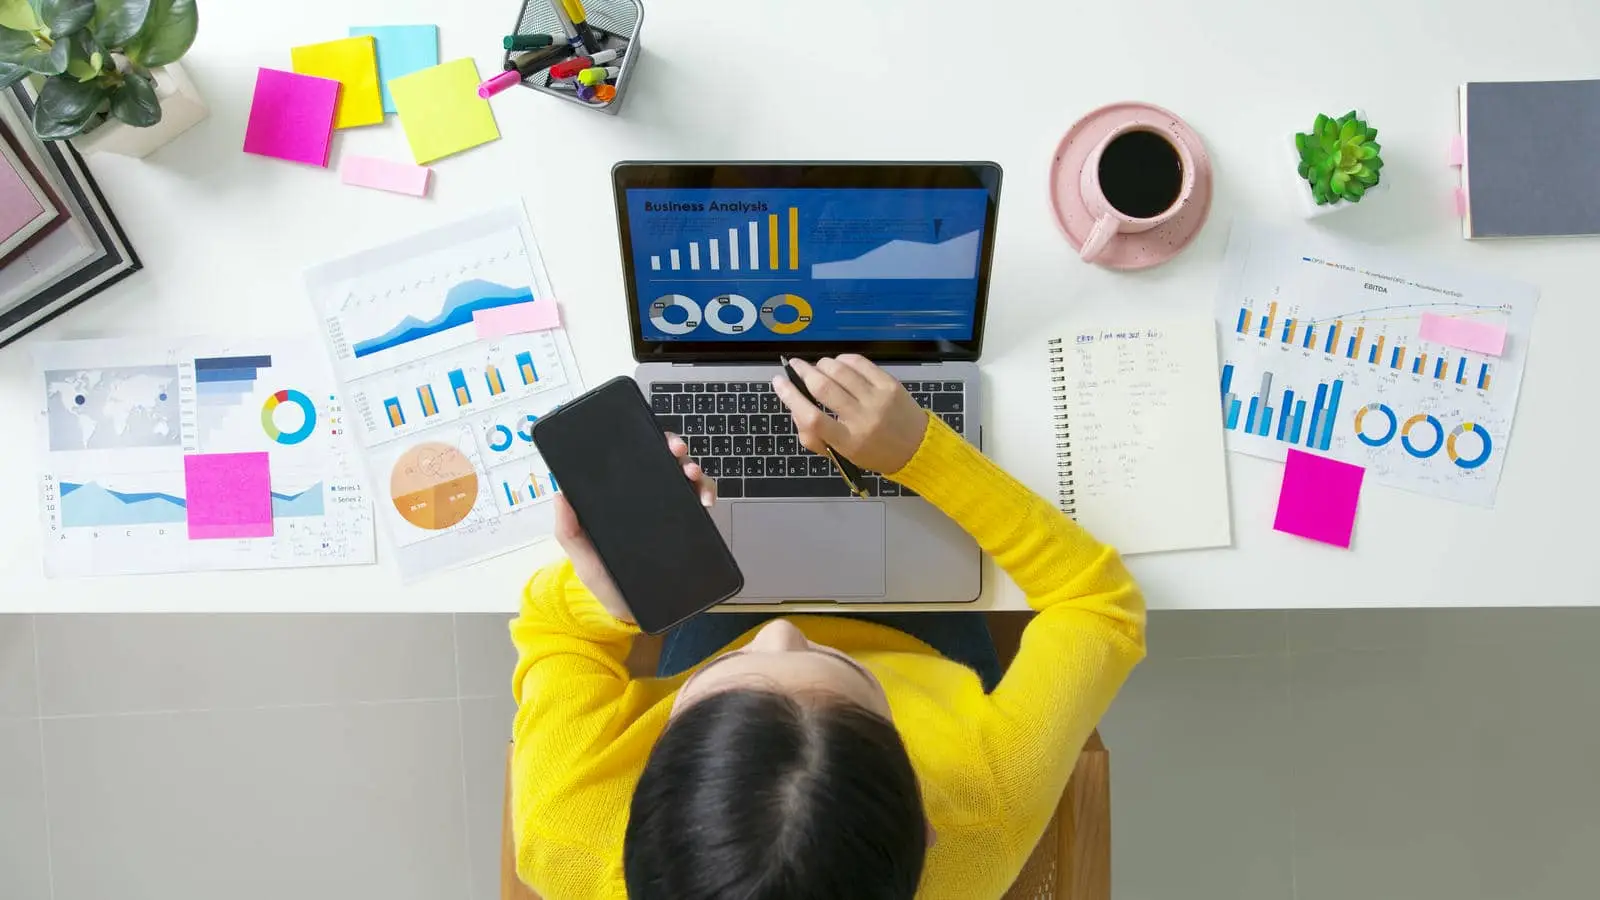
[772,355,929,474]
[552,434,717,624]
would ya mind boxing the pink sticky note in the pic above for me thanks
[341,155,432,196]
[1274,449,1364,549]
[473,300,560,338]
[1453,187,1468,217]
[184,452,275,540]
[243,68,341,167]
[1418,311,1507,356]
[1449,135,1465,167]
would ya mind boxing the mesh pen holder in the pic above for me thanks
[504,0,643,114]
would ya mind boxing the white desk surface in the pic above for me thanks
[2,0,1595,613]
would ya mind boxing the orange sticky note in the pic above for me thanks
[291,36,385,128]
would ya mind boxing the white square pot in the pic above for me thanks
[1286,109,1388,219]
[70,61,208,159]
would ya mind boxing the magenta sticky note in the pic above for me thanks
[1274,449,1364,549]
[1418,311,1507,356]
[473,300,560,338]
[1453,187,1468,217]
[243,68,341,167]
[341,155,432,196]
[184,452,275,540]
[1449,135,1465,167]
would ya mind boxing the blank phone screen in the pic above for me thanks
[533,378,743,633]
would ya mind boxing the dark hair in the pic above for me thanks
[624,688,927,900]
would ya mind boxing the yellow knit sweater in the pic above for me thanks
[509,415,1146,899]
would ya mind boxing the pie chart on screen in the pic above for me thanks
[390,441,479,530]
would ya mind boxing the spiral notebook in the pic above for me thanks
[1048,318,1232,555]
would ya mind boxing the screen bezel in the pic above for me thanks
[612,162,1003,363]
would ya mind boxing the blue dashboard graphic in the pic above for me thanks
[626,188,989,342]
[353,280,535,358]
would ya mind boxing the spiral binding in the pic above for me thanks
[1045,337,1076,518]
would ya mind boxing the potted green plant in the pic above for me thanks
[0,0,204,158]
[1291,109,1386,217]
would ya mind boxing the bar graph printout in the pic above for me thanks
[307,207,584,579]
[1214,223,1537,507]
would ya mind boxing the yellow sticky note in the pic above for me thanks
[389,58,501,165]
[291,36,384,129]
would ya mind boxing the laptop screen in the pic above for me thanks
[614,164,1002,362]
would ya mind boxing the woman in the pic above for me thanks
[509,355,1146,900]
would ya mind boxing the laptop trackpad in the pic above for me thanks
[732,501,887,600]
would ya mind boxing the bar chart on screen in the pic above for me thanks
[1214,223,1538,506]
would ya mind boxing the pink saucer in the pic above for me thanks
[1050,102,1214,270]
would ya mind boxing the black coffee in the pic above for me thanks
[1097,129,1184,220]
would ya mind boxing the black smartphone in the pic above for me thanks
[532,376,744,634]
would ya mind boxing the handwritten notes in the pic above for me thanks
[1418,311,1507,356]
[242,69,341,167]
[291,36,385,128]
[349,25,440,114]
[473,300,560,338]
[1053,320,1232,555]
[184,452,274,540]
[1274,449,1364,548]
[389,58,501,165]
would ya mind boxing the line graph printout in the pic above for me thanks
[1214,223,1538,506]
[306,207,583,580]
[33,337,376,577]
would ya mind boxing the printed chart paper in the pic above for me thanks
[34,337,376,577]
[1215,222,1538,506]
[305,207,583,580]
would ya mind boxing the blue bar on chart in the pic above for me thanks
[1304,378,1343,452]
[1324,320,1342,355]
[1253,372,1274,437]
[1477,363,1491,390]
[485,365,506,396]
[1434,357,1447,380]
[1235,309,1251,334]
[1455,356,1467,385]
[384,397,405,428]
[1302,325,1316,349]
[1287,399,1307,443]
[516,351,538,385]
[417,384,439,417]
[448,368,471,407]
[1275,388,1297,441]
[1281,319,1295,343]
[1220,365,1240,428]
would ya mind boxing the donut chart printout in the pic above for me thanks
[625,187,991,343]
[33,336,375,577]
[1214,222,1538,507]
[307,207,584,581]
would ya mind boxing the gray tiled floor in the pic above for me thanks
[1,609,1598,900]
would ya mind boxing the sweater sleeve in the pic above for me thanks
[508,559,639,897]
[889,414,1146,852]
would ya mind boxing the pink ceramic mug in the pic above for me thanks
[1078,124,1196,264]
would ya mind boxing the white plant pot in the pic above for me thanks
[1286,109,1388,219]
[71,61,208,159]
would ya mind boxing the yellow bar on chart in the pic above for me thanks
[1350,326,1365,358]
[486,365,505,396]
[1263,302,1278,337]
[1373,335,1386,363]
[788,207,799,270]
[1286,320,1298,345]
[1328,320,1342,353]
[1240,310,1253,333]
[769,214,779,270]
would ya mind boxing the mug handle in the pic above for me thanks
[1080,213,1121,264]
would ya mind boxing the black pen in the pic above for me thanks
[780,357,869,498]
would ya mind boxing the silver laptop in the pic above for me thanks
[612,162,1003,604]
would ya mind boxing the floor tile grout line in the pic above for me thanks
[30,618,58,900]
[36,695,462,722]
[453,614,478,900]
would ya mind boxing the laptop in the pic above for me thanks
[612,162,1003,604]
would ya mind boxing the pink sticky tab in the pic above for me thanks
[242,68,341,167]
[1449,135,1465,167]
[473,300,560,337]
[1274,449,1364,549]
[1454,187,1468,217]
[1418,311,1507,356]
[184,452,275,540]
[341,155,432,196]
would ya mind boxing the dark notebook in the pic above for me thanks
[1459,80,1600,239]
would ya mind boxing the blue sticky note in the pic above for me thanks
[349,25,440,114]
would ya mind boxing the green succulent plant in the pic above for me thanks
[0,0,198,141]
[1296,111,1383,205]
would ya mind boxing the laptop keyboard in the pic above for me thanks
[650,380,966,499]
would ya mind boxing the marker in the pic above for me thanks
[548,48,622,80]
[503,33,555,51]
[577,65,620,86]
[594,84,616,103]
[480,45,575,98]
[548,0,584,53]
[560,0,603,54]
